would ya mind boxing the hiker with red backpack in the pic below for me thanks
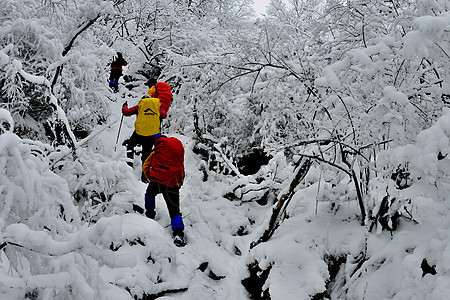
[144,78,172,116]
[121,80,172,181]
[108,52,127,92]
[122,86,165,182]
[142,135,186,247]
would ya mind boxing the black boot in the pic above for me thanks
[145,209,156,219]
[173,230,185,247]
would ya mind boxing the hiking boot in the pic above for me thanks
[173,234,185,247]
[172,228,185,247]
[145,209,155,219]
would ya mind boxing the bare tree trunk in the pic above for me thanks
[251,158,312,248]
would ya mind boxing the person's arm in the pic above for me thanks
[142,152,155,179]
[122,102,138,116]
[159,107,167,119]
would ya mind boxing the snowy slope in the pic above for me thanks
[79,87,450,299]
[1,84,450,299]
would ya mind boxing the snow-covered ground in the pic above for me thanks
[1,83,450,299]
[1,0,449,297]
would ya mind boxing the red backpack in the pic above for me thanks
[155,82,172,113]
[144,137,184,187]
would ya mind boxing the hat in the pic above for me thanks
[147,86,157,98]
[144,78,157,87]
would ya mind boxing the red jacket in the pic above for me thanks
[142,137,184,187]
[111,55,127,70]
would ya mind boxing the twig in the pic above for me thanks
[337,95,356,142]
[393,59,405,87]
[435,42,450,59]
[316,170,322,215]
[0,241,55,257]
[299,153,351,177]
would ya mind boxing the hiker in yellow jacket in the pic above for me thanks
[122,86,166,182]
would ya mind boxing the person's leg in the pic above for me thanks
[109,70,121,91]
[123,131,139,167]
[140,137,152,167]
[140,133,160,182]
[140,135,153,182]
[109,71,115,88]
[109,70,118,87]
[171,215,184,239]
[145,181,159,219]
[161,184,184,237]
[141,133,160,164]
[116,71,123,91]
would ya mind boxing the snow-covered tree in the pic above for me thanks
[1,0,450,299]
[0,0,116,146]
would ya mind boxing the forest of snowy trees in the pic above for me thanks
[1,0,450,299]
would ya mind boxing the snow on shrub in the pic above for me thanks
[0,111,179,299]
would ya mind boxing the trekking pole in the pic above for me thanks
[114,115,124,151]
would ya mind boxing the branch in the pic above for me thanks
[15,60,77,150]
[51,14,100,88]
[271,53,318,98]
[268,138,371,163]
[341,145,366,225]
[213,143,243,178]
[143,288,189,299]
[49,119,118,169]
[393,59,405,87]
[389,0,406,36]
[298,152,352,177]
[1,241,55,257]
[337,95,356,142]
[435,42,450,59]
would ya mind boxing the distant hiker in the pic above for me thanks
[142,135,186,246]
[122,88,166,182]
[144,79,172,117]
[108,52,127,92]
